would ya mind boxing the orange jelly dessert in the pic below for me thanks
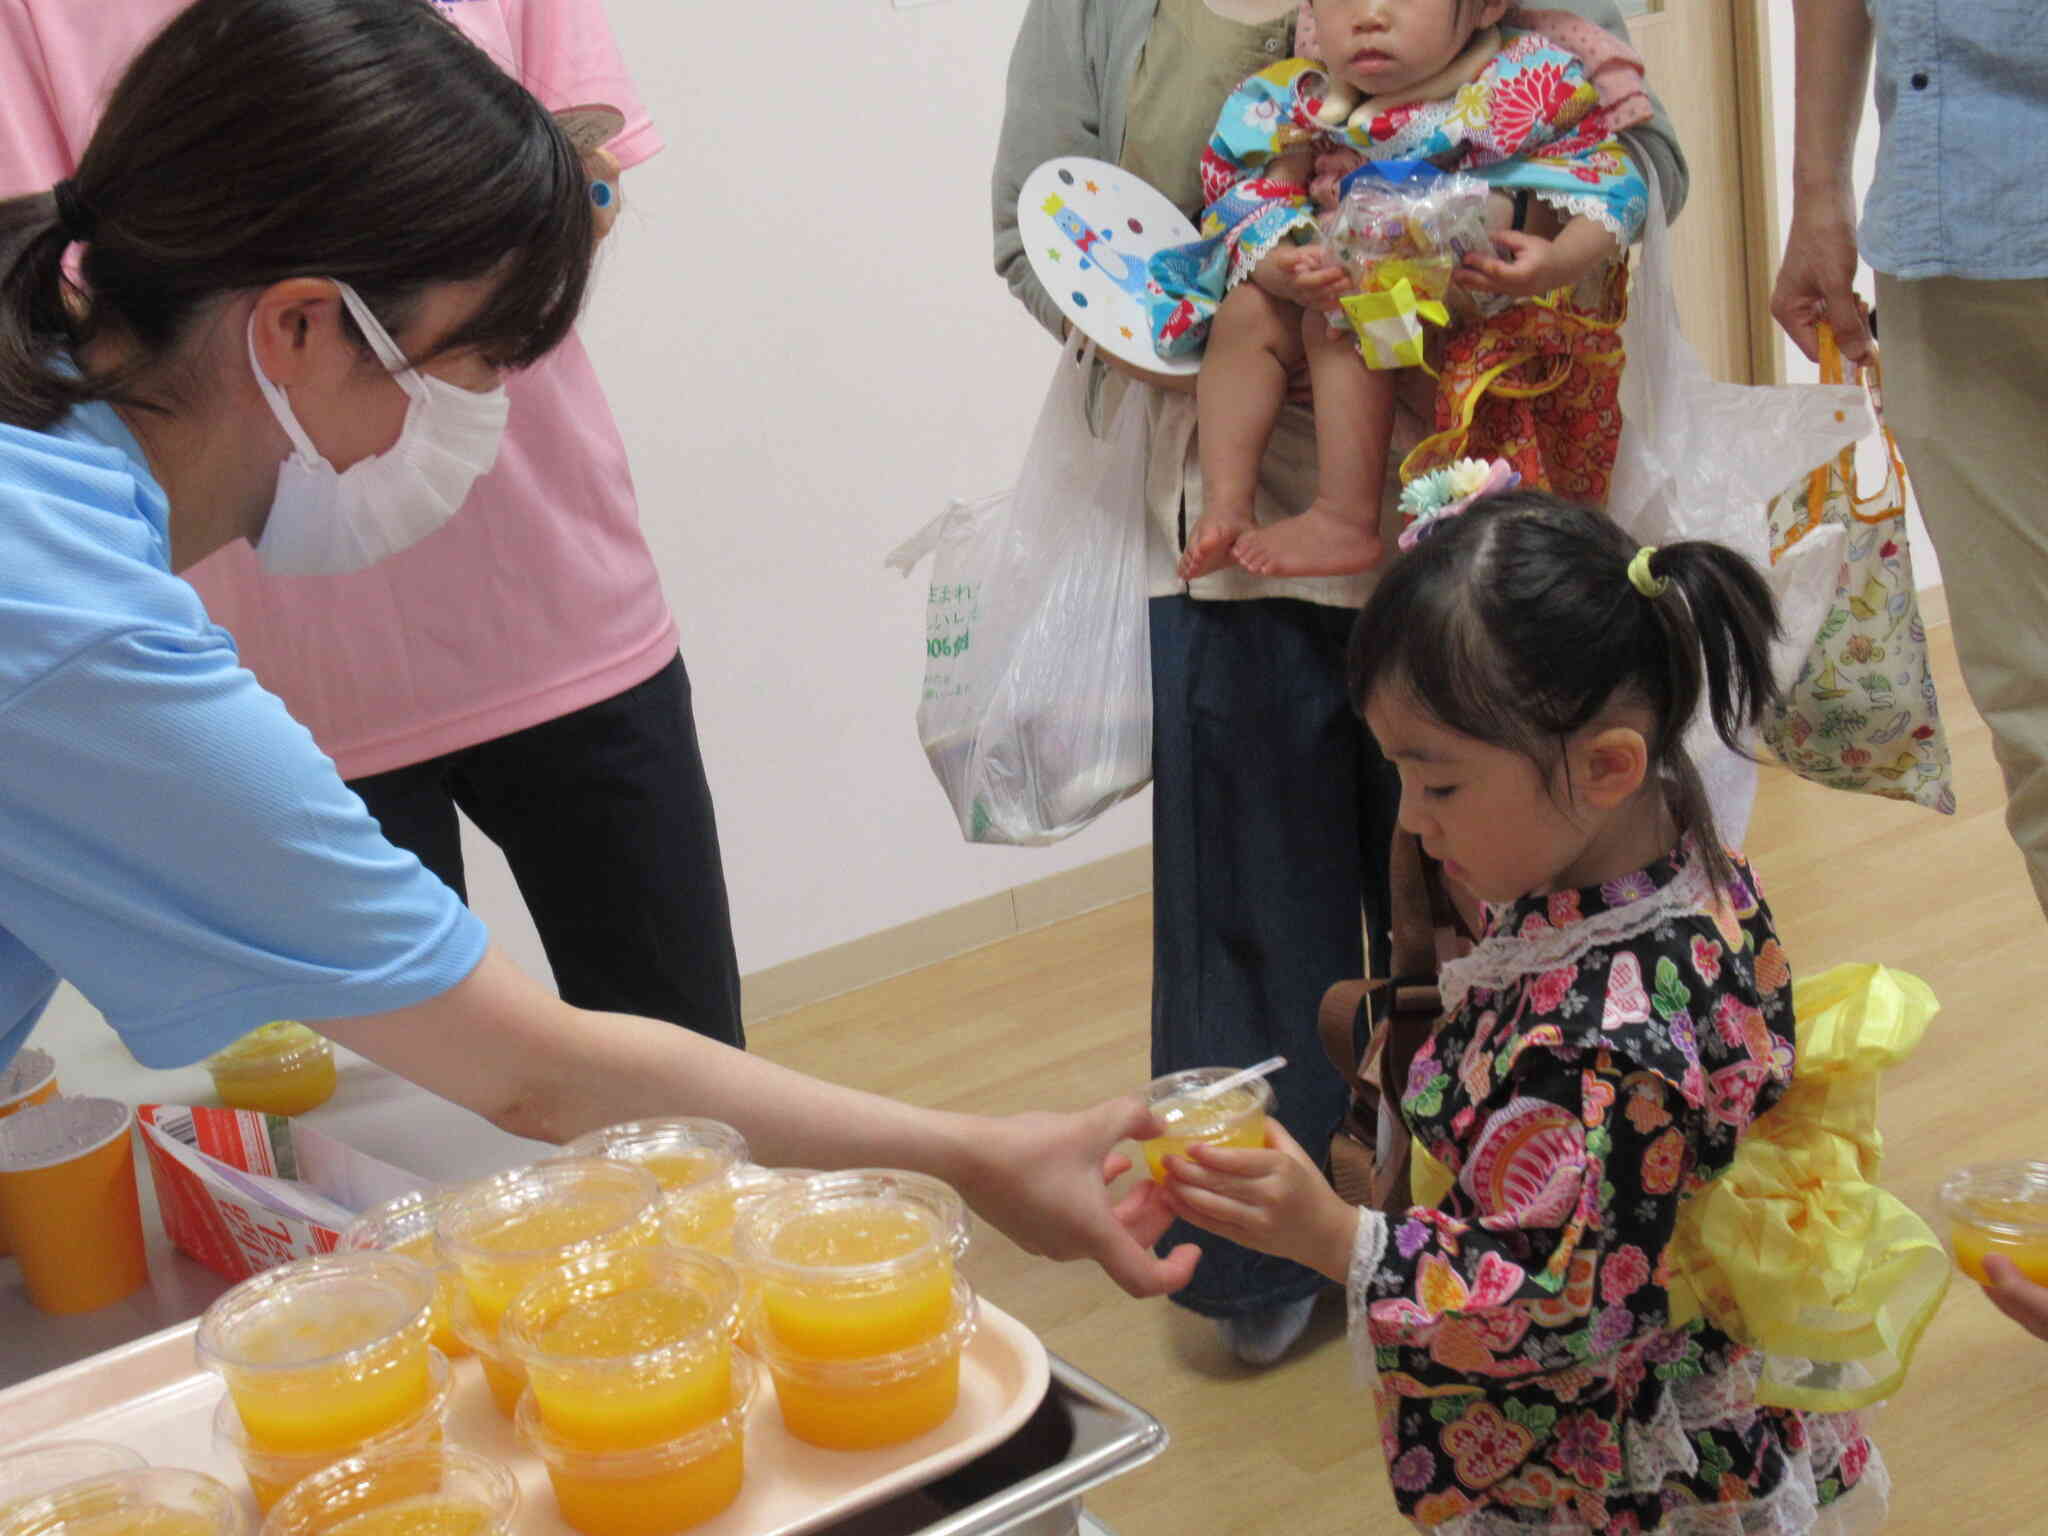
[502,1249,740,1453]
[517,1356,755,1536]
[0,1472,241,1536]
[1139,1070,1273,1183]
[1940,1162,2048,1285]
[435,1161,663,1332]
[206,1023,337,1118]
[196,1253,434,1457]
[341,1190,471,1360]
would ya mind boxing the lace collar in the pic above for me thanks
[1441,835,1724,1016]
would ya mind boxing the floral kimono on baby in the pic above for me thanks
[1148,21,1650,507]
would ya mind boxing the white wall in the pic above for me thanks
[485,0,1149,984]
[1763,0,1940,589]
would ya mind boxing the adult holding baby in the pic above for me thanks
[994,0,1686,1364]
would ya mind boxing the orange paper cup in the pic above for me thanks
[0,1098,148,1315]
[0,1049,60,1259]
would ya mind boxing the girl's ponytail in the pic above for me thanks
[0,188,89,430]
[1638,540,1783,755]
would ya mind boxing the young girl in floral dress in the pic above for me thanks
[1159,486,1948,1532]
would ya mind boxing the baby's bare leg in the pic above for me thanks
[1234,310,1391,577]
[1187,283,1305,580]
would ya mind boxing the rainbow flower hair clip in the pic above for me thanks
[1396,458,1523,551]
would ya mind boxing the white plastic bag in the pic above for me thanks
[887,337,1152,845]
[1606,168,1868,845]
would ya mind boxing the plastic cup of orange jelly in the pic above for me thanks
[205,1024,337,1119]
[1138,1067,1274,1183]
[745,1277,978,1452]
[196,1252,436,1459]
[214,1349,454,1514]
[339,1190,472,1360]
[559,1121,749,1255]
[0,1097,148,1316]
[433,1160,665,1336]
[1939,1160,2048,1286]
[500,1247,740,1454]
[0,1446,147,1522]
[733,1170,970,1364]
[258,1446,517,1536]
[515,1353,756,1536]
[0,1469,244,1536]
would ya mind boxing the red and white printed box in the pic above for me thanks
[137,1104,424,1284]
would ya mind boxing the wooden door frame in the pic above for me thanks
[1733,0,1781,385]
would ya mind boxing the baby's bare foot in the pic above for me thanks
[1233,500,1385,577]
[1179,510,1252,581]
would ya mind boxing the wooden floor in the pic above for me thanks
[753,619,2047,1536]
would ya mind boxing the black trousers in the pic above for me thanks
[348,653,744,1048]
[1150,595,1400,1317]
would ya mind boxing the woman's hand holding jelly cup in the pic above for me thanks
[1981,1254,2048,1344]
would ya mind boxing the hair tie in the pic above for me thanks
[51,179,96,244]
[1397,458,1523,551]
[1628,546,1669,598]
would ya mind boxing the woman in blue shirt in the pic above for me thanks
[0,0,1193,1300]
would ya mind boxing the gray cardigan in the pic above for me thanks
[993,0,1691,340]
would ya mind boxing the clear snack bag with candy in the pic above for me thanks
[1321,162,1502,366]
[1324,160,1495,300]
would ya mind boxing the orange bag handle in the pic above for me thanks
[1785,320,1909,548]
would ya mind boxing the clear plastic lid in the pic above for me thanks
[433,1160,662,1269]
[500,1248,740,1372]
[744,1276,978,1386]
[0,1470,244,1536]
[206,1024,333,1080]
[1937,1160,2048,1235]
[558,1119,749,1196]
[213,1350,452,1465]
[195,1252,435,1379]
[513,1353,756,1476]
[0,1446,147,1519]
[733,1169,970,1285]
[1144,1066,1277,1126]
[338,1189,454,1257]
[258,1448,516,1536]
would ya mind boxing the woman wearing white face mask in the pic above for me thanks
[0,0,1197,1301]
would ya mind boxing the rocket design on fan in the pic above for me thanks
[1041,194,1158,303]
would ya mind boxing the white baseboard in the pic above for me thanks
[739,848,1152,1025]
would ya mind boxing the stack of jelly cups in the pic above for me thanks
[734,1170,977,1451]
[260,1447,517,1536]
[339,1190,471,1360]
[0,1468,244,1536]
[561,1120,749,1258]
[503,1248,751,1535]
[196,1253,448,1512]
[433,1159,665,1418]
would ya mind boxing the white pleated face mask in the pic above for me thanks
[248,281,510,575]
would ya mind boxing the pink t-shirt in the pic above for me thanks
[0,0,676,780]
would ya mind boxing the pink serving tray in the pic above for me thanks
[0,1302,1051,1536]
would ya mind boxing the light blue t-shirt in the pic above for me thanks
[1863,1,2048,280]
[0,403,488,1070]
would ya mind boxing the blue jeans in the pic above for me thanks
[347,652,745,1049]
[1150,595,1400,1318]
